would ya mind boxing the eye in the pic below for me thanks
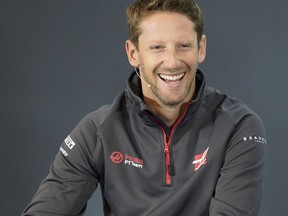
[181,43,192,48]
[150,45,165,51]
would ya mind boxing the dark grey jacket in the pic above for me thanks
[22,70,266,216]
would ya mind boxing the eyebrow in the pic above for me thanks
[145,39,196,45]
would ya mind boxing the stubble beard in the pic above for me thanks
[148,68,196,108]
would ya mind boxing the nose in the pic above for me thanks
[163,48,181,70]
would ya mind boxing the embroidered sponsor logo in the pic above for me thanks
[60,135,76,157]
[60,146,68,157]
[192,147,209,171]
[124,154,144,168]
[65,135,76,149]
[109,151,144,169]
[110,151,124,164]
[243,136,267,144]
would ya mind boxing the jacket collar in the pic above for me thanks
[126,69,206,125]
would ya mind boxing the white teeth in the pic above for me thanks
[159,73,185,81]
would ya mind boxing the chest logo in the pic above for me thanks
[110,151,124,164]
[192,147,209,171]
[109,151,144,169]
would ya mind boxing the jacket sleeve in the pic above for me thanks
[22,116,101,216]
[209,113,267,216]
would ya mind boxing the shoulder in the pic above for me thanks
[81,90,130,128]
[202,86,264,128]
[65,90,130,150]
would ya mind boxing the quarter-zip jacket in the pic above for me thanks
[22,70,266,216]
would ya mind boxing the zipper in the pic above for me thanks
[162,129,174,185]
[158,105,190,186]
[148,104,190,186]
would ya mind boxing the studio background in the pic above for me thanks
[1,0,287,215]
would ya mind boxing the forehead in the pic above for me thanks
[139,12,197,42]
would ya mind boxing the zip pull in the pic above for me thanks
[164,144,175,176]
[164,144,169,154]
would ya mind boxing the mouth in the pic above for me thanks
[158,72,186,83]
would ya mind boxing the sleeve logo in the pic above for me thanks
[60,135,76,157]
[64,135,76,150]
[243,136,267,144]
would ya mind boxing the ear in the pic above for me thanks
[125,40,140,67]
[198,35,207,64]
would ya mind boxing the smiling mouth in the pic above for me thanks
[159,72,185,82]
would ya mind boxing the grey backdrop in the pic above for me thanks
[1,0,287,215]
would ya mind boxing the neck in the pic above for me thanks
[143,96,190,127]
[141,75,197,127]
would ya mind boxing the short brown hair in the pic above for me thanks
[127,0,204,48]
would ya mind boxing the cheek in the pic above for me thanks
[140,56,159,70]
[182,57,198,70]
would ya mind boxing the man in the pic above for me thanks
[22,0,266,215]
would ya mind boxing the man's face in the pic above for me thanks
[127,12,206,107]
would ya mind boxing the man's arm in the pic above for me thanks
[209,113,266,216]
[22,117,100,216]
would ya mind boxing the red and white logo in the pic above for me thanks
[109,151,144,169]
[109,151,124,164]
[192,147,209,171]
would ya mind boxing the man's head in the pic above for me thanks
[125,0,206,110]
[127,0,204,49]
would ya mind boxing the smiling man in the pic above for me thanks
[22,0,266,216]
[126,10,206,126]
